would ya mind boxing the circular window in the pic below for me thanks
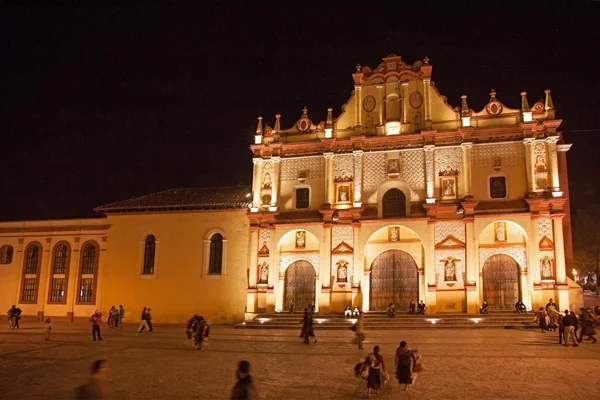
[363,96,376,112]
[409,92,423,109]
[486,101,503,115]
[296,118,311,132]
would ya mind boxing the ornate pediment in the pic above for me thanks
[539,236,554,250]
[258,242,270,256]
[332,241,353,254]
[435,235,465,249]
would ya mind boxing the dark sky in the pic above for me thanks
[1,3,599,221]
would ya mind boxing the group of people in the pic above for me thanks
[344,305,361,318]
[6,305,22,329]
[480,299,527,314]
[186,315,210,350]
[354,341,423,398]
[137,307,153,333]
[409,300,426,315]
[535,298,598,345]
[107,305,125,329]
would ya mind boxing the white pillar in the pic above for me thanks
[352,223,361,286]
[423,78,432,122]
[553,214,567,283]
[353,150,363,206]
[546,137,561,194]
[270,156,281,210]
[248,229,259,288]
[523,138,535,194]
[424,145,435,201]
[376,84,384,127]
[362,270,370,312]
[460,142,473,198]
[401,82,409,124]
[324,153,334,205]
[251,158,263,210]
[355,85,362,127]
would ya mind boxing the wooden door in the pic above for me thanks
[370,250,418,311]
[284,261,316,311]
[482,254,520,309]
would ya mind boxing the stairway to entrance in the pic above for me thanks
[235,311,537,330]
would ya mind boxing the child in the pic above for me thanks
[45,318,52,341]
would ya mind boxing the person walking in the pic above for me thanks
[13,306,22,329]
[137,307,150,333]
[44,318,52,341]
[536,307,548,333]
[395,341,414,391]
[562,310,579,347]
[7,305,17,330]
[309,302,316,315]
[193,316,209,350]
[557,313,565,345]
[145,308,153,332]
[365,345,385,399]
[355,313,365,349]
[108,306,117,329]
[578,308,597,344]
[76,359,109,400]
[231,360,257,399]
[116,305,125,329]
[301,309,316,344]
[90,311,103,341]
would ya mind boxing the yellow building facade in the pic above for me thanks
[0,54,581,324]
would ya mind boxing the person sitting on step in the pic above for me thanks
[344,306,352,319]
[386,303,398,318]
[480,300,489,314]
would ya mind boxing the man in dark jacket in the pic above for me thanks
[562,310,579,347]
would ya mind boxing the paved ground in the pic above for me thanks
[1,322,599,399]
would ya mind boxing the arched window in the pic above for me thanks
[0,245,13,264]
[382,188,406,218]
[48,242,71,304]
[143,235,156,275]
[21,243,42,303]
[208,233,223,274]
[77,241,99,304]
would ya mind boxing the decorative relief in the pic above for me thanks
[362,151,425,203]
[435,249,465,287]
[260,229,271,244]
[332,255,352,280]
[363,153,387,201]
[332,225,353,250]
[280,253,320,276]
[334,154,354,181]
[479,246,527,272]
[281,157,325,181]
[538,217,553,241]
[401,150,425,190]
[472,143,524,168]
[354,153,362,198]
[539,251,555,280]
[434,147,463,177]
[435,221,465,243]
[262,162,272,189]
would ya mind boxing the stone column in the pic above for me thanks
[523,138,535,194]
[324,153,334,206]
[401,82,409,124]
[376,84,384,127]
[251,158,263,210]
[353,150,363,206]
[270,156,281,210]
[362,270,370,312]
[276,275,284,312]
[423,78,432,122]
[546,137,561,194]
[40,238,53,316]
[248,228,259,288]
[464,217,478,313]
[425,220,437,313]
[424,145,435,201]
[460,142,473,198]
[552,214,567,283]
[352,222,361,286]
[520,270,531,311]
[529,216,541,282]
[355,85,362,127]
[321,224,332,285]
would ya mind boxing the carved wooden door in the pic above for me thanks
[284,261,316,311]
[370,250,418,311]
[482,254,520,309]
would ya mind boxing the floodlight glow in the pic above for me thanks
[461,117,471,127]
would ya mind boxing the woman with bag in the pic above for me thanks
[395,341,414,391]
[365,345,385,399]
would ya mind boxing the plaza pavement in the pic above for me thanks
[0,322,599,399]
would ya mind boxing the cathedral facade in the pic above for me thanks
[0,55,582,323]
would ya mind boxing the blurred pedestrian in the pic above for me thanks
[355,313,365,349]
[578,308,597,344]
[289,300,295,315]
[137,307,150,333]
[536,307,548,333]
[108,306,117,329]
[231,360,257,399]
[562,310,579,347]
[395,341,414,391]
[145,308,153,332]
[116,305,125,329]
[89,311,103,341]
[44,318,52,341]
[365,345,385,399]
[301,309,316,344]
[76,359,109,400]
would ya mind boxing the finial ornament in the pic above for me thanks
[520,91,530,112]
[326,108,333,128]
[544,89,554,111]
[460,95,470,117]
[302,107,308,116]
[274,114,281,133]
[423,56,429,65]
[256,116,263,135]
[356,63,361,72]
[489,90,497,101]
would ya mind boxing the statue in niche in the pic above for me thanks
[295,231,306,249]
[443,179,455,196]
[444,259,457,281]
[338,185,349,202]
[259,263,269,283]
[535,155,547,173]
[495,222,506,242]
[389,227,399,242]
[388,159,400,174]
[263,173,272,189]
[541,258,553,279]
[337,261,348,282]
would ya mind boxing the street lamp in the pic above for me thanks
[573,269,578,282]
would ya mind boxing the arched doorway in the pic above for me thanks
[370,250,418,311]
[482,254,520,309]
[284,261,315,311]
[382,189,406,218]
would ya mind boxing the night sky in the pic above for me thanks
[1,3,599,221]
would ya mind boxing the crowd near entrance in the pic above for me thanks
[370,249,418,311]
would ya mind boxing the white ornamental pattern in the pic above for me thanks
[401,150,425,190]
[260,229,271,245]
[538,217,553,241]
[261,161,272,184]
[334,154,354,180]
[533,141,547,160]
[363,153,387,201]
[332,225,353,249]
[472,143,524,168]
[332,255,353,279]
[479,246,527,272]
[280,253,320,276]
[435,220,465,243]
[280,157,325,181]
[354,153,363,199]
[435,249,465,287]
[434,147,463,176]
